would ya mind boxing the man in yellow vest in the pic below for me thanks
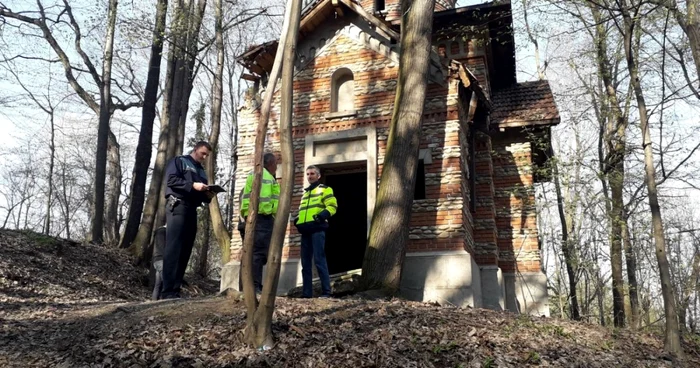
[239,152,280,293]
[294,165,338,298]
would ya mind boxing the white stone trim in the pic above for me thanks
[304,126,377,237]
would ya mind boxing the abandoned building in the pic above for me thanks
[220,0,560,316]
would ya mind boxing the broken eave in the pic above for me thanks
[452,60,492,111]
[236,0,341,80]
[237,0,401,80]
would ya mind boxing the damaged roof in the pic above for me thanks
[490,80,560,128]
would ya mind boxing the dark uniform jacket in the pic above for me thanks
[164,155,211,206]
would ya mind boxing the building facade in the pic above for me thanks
[220,0,559,316]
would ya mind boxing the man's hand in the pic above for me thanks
[193,182,209,191]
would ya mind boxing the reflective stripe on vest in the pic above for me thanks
[241,169,280,216]
[296,185,337,225]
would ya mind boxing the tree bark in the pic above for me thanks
[620,0,683,356]
[668,0,700,83]
[60,163,71,239]
[156,0,207,229]
[90,0,119,244]
[105,129,121,244]
[552,158,580,320]
[43,111,55,235]
[132,0,206,264]
[196,210,211,277]
[120,0,168,249]
[590,4,627,327]
[239,0,290,341]
[361,0,436,292]
[207,0,232,264]
[623,211,640,328]
[243,0,302,348]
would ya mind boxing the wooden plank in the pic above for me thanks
[241,73,259,81]
[466,91,478,123]
[250,63,264,76]
[457,64,471,89]
[331,0,344,16]
[340,0,400,42]
[300,0,331,31]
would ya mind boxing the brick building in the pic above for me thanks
[220,0,560,316]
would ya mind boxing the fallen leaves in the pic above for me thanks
[2,228,700,367]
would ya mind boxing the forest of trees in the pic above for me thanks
[1,0,699,355]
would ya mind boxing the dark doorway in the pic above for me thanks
[322,170,367,275]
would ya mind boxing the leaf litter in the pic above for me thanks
[1,229,699,367]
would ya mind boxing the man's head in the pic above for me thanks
[191,141,212,164]
[306,165,321,184]
[263,152,278,176]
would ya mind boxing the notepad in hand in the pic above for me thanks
[207,185,226,193]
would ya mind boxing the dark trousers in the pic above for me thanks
[162,201,198,298]
[301,231,331,297]
[238,215,274,292]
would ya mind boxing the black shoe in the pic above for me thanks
[319,294,332,299]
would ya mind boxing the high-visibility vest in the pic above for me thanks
[241,169,280,217]
[296,184,337,225]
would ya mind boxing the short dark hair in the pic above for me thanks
[263,152,277,166]
[194,141,212,151]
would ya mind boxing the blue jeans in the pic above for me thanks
[301,231,331,297]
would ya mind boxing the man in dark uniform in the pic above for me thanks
[161,141,213,299]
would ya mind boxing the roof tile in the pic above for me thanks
[490,80,560,127]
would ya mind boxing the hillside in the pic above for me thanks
[1,229,699,367]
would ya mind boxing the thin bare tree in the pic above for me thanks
[0,0,141,243]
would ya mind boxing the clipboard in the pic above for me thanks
[207,184,226,194]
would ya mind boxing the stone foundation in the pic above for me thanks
[400,250,482,308]
[503,271,550,316]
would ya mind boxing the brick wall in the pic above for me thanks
[472,130,499,266]
[231,24,482,261]
[491,131,541,273]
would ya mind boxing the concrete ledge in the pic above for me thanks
[503,271,550,316]
[220,259,302,296]
[480,265,504,310]
[400,250,482,308]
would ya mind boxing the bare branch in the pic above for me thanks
[61,0,102,89]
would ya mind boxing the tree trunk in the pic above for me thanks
[240,0,290,340]
[590,4,627,327]
[609,165,626,328]
[552,158,580,320]
[196,209,211,277]
[673,1,700,83]
[105,129,121,244]
[131,0,206,264]
[620,3,683,356]
[120,0,168,249]
[623,211,640,328]
[207,0,232,264]
[90,0,119,244]
[156,0,207,228]
[242,0,302,348]
[226,63,241,232]
[43,111,56,235]
[361,0,436,292]
[61,163,71,239]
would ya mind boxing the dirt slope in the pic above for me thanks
[1,229,698,367]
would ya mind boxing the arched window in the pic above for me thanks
[331,68,354,113]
